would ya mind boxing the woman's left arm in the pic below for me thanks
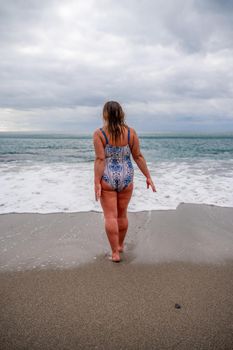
[93,130,105,201]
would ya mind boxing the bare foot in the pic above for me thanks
[111,251,121,262]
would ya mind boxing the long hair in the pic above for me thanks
[102,101,127,143]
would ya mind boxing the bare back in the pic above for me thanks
[100,125,133,147]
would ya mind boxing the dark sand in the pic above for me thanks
[1,203,233,349]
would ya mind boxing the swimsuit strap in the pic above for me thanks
[99,128,109,144]
[128,127,130,144]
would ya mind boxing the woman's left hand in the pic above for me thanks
[95,183,102,201]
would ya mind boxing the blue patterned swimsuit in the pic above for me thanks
[100,127,134,192]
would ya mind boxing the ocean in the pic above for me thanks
[1,132,233,213]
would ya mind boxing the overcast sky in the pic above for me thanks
[1,0,233,133]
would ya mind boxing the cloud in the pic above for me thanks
[0,0,233,132]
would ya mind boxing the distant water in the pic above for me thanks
[0,132,233,213]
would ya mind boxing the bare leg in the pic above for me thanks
[117,217,128,252]
[117,182,134,252]
[100,180,120,262]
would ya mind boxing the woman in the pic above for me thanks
[93,101,156,262]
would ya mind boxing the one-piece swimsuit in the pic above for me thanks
[99,127,134,192]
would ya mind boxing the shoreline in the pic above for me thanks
[1,201,233,216]
[1,202,233,272]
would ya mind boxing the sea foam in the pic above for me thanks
[0,158,233,214]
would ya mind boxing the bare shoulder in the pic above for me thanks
[128,127,138,140]
[93,128,105,148]
[129,127,137,135]
[128,126,138,149]
[93,128,102,139]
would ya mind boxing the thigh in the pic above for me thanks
[117,182,134,217]
[100,179,118,218]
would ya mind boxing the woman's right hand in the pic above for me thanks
[95,183,102,201]
[146,177,157,192]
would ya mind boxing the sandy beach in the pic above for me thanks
[1,203,233,349]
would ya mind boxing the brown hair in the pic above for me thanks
[102,101,127,143]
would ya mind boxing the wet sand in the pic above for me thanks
[1,203,233,349]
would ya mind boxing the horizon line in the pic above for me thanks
[1,130,233,135]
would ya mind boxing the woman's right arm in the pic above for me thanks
[93,129,105,200]
[130,128,157,192]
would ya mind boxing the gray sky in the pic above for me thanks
[1,0,233,133]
